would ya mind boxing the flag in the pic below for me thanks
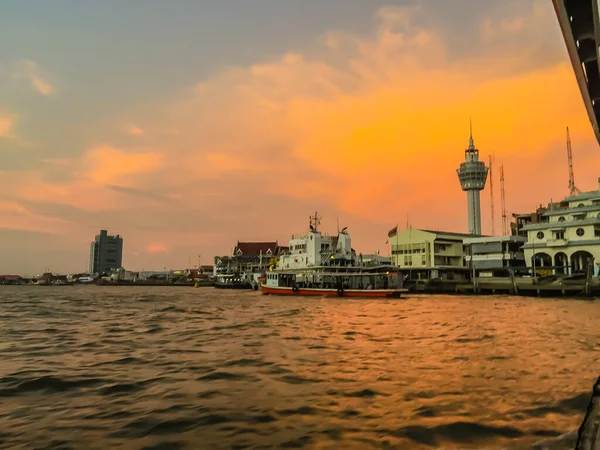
[388,225,398,238]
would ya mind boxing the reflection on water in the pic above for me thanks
[0,287,599,449]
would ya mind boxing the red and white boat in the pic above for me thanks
[261,212,407,299]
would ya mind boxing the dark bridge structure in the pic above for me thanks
[553,0,600,145]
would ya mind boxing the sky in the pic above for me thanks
[1,0,599,275]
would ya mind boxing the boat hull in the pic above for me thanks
[214,282,252,289]
[261,285,405,298]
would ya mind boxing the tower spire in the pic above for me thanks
[468,117,475,149]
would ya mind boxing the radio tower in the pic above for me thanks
[500,164,508,236]
[566,126,581,195]
[489,154,495,235]
[457,120,489,235]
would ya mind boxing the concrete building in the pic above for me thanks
[521,180,600,276]
[389,229,479,285]
[360,254,392,267]
[552,0,600,145]
[511,207,548,237]
[89,230,123,275]
[463,235,527,277]
[457,123,488,235]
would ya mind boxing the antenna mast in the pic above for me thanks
[500,164,507,236]
[567,126,581,195]
[309,211,321,232]
[489,154,495,235]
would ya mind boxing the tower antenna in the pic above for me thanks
[489,154,495,235]
[567,126,581,195]
[500,164,508,236]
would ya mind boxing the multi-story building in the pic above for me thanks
[214,241,285,276]
[463,235,527,277]
[389,228,474,282]
[89,230,123,275]
[521,181,600,276]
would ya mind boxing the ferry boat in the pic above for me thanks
[213,273,252,289]
[261,212,407,298]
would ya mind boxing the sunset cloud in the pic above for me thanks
[147,243,168,254]
[83,145,162,185]
[15,59,56,96]
[2,0,598,274]
[125,124,145,136]
[0,115,14,138]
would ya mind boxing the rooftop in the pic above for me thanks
[234,241,279,256]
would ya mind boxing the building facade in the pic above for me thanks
[521,181,600,276]
[89,230,123,275]
[463,235,527,276]
[390,229,473,268]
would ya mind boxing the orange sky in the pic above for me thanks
[1,0,599,274]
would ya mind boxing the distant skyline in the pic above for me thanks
[2,0,600,275]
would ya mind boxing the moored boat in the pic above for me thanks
[213,274,252,289]
[261,212,407,299]
[262,270,406,298]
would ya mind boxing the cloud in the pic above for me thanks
[0,115,14,138]
[125,124,145,136]
[147,243,168,254]
[83,145,162,185]
[3,1,598,273]
[15,59,56,96]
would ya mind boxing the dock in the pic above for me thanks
[456,275,600,297]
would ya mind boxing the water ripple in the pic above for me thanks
[0,287,598,449]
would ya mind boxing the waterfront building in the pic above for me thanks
[389,228,474,283]
[511,207,547,237]
[463,235,527,277]
[521,180,600,276]
[0,275,22,285]
[457,123,489,235]
[359,254,392,267]
[89,230,123,275]
[214,241,284,276]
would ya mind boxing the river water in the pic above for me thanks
[0,287,599,450]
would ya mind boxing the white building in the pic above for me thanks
[521,180,600,276]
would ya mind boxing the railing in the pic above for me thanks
[320,251,333,266]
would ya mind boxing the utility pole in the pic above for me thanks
[566,126,581,195]
[489,154,495,235]
[500,164,508,236]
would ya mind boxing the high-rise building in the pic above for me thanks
[89,230,123,274]
[457,123,489,235]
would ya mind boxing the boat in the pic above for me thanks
[262,269,406,298]
[261,212,407,298]
[213,274,252,289]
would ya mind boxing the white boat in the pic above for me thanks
[262,212,407,298]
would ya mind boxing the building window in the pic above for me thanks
[558,216,565,222]
[554,231,565,240]
[576,228,585,237]
[536,231,544,239]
